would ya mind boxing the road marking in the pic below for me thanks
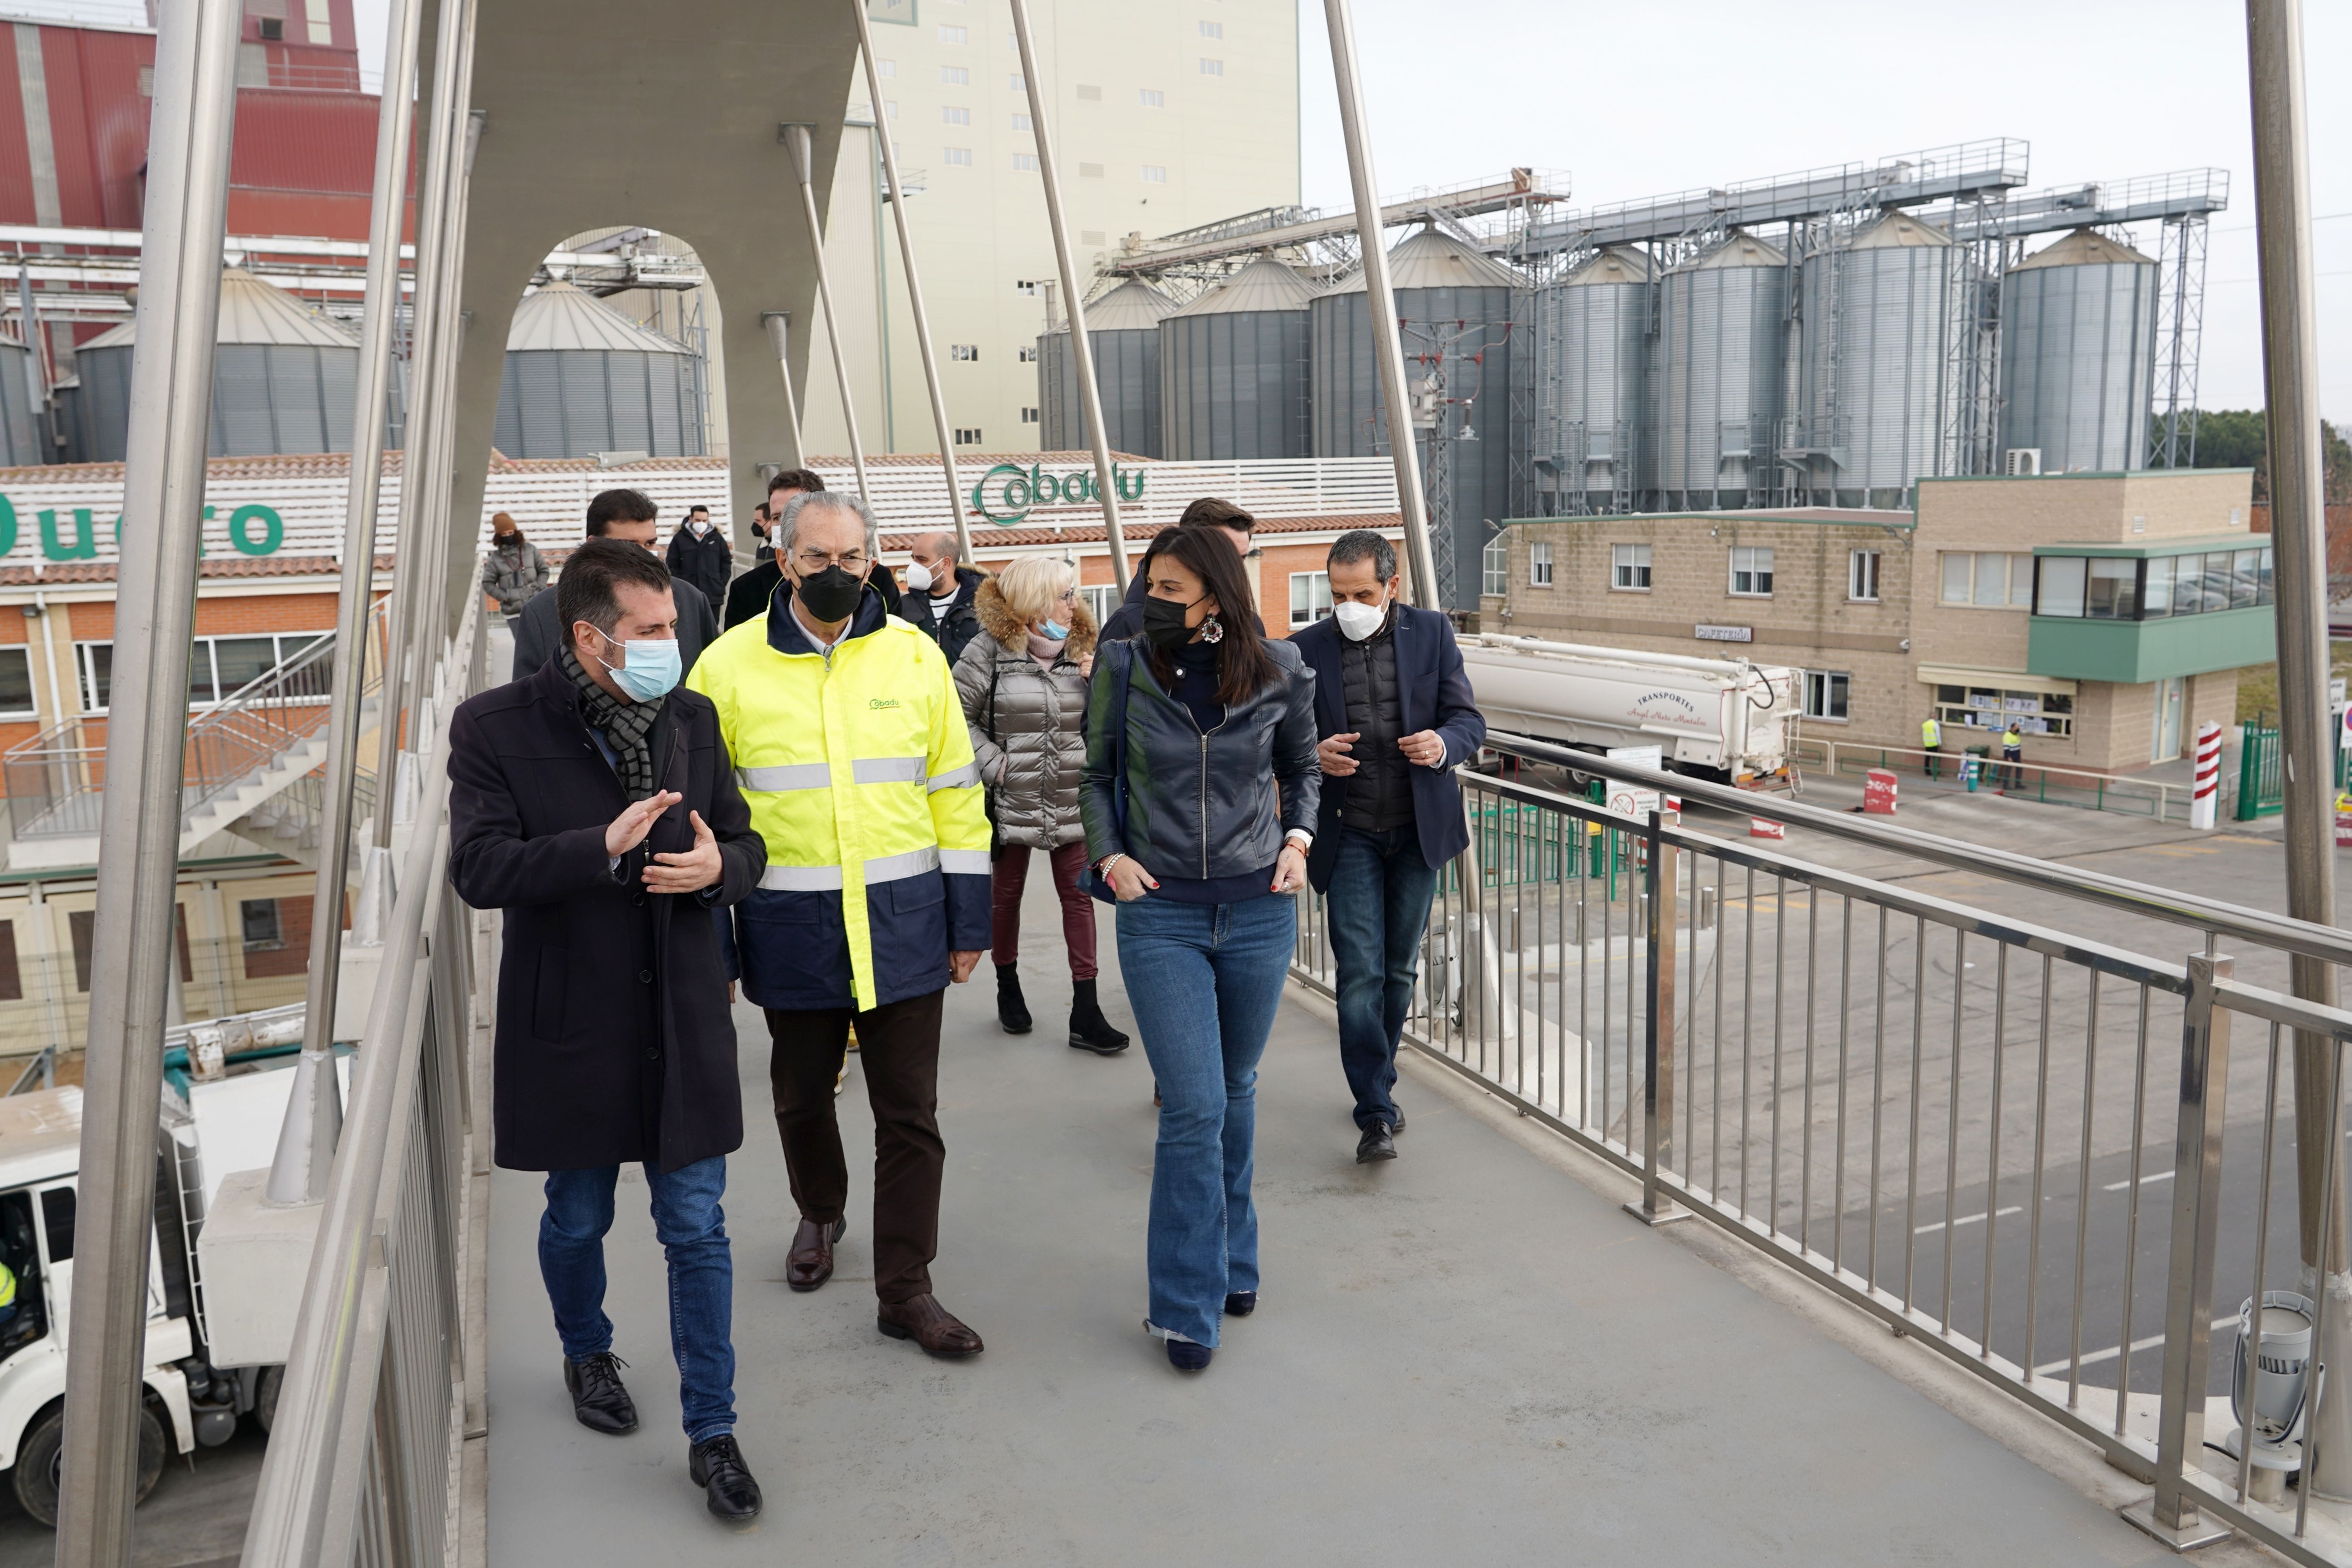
[1914,1204,2023,1235]
[2033,1316,2236,1378]
[2102,1169,2176,1192]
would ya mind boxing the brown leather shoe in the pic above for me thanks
[786,1216,846,1292]
[876,1294,984,1357]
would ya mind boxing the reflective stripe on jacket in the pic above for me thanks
[687,589,991,1010]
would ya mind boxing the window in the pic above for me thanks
[1289,572,1332,627]
[1939,551,2035,608]
[940,64,968,84]
[257,16,282,40]
[1139,88,1163,107]
[1076,83,1102,101]
[942,105,971,125]
[1611,543,1652,591]
[937,24,966,42]
[241,898,284,950]
[1015,279,1040,296]
[1934,683,2075,739]
[0,647,34,719]
[1530,542,1554,588]
[1008,72,1024,90]
[239,895,317,980]
[68,909,93,991]
[949,343,979,362]
[884,101,899,118]
[1848,549,1880,603]
[866,0,913,22]
[953,428,982,445]
[304,0,332,43]
[1199,19,1223,36]
[2031,547,2275,621]
[1199,57,1224,75]
[75,631,328,714]
[1078,584,1115,626]
[1079,162,1104,179]
[39,1188,73,1263]
[1017,345,1037,362]
[1803,671,1851,723]
[1012,152,1038,172]
[1482,537,1509,597]
[877,58,896,76]
[943,146,972,166]
[0,922,18,1003]
[1021,407,1039,424]
[1010,111,1032,131]
[1728,546,1773,597]
[1141,165,1167,183]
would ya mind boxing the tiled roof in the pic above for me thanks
[0,554,384,585]
[881,510,1403,551]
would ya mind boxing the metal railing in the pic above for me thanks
[238,589,486,1568]
[2,600,387,842]
[1291,734,2352,1563]
[1793,735,2217,825]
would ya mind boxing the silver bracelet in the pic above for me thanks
[1098,853,1127,878]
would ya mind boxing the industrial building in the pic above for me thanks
[491,281,706,461]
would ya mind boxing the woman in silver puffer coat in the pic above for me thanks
[953,556,1130,1054]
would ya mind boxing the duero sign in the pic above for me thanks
[970,462,1146,525]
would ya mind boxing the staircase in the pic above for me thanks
[2,603,388,872]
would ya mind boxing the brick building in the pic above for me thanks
[1486,467,2266,775]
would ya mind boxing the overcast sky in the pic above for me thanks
[356,0,2347,421]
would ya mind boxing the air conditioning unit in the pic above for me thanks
[2004,447,2043,477]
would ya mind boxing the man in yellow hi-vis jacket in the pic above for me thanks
[688,491,992,1358]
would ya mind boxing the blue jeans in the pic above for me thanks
[1115,894,1296,1348]
[539,1156,736,1443]
[1325,824,1443,1131]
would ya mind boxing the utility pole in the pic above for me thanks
[2246,0,2350,1498]
[54,0,243,1561]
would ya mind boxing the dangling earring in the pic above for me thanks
[1199,613,1224,644]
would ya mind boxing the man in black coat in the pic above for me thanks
[897,531,984,665]
[1289,529,1486,1164]
[447,538,770,1521]
[665,503,732,610]
[512,488,721,680]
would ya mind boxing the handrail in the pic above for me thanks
[1484,729,2352,970]
[1794,734,2211,824]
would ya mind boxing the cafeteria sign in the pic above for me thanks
[971,462,1146,525]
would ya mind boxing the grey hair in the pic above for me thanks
[776,489,881,562]
[1328,528,1397,582]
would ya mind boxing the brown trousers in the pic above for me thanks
[765,990,944,1305]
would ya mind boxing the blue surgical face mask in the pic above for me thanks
[1037,617,1069,643]
[595,636,681,702]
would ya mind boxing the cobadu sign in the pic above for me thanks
[970,462,1146,525]
[0,495,293,560]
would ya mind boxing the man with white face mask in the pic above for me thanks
[1287,530,1485,1162]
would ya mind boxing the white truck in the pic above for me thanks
[1458,634,1802,787]
[0,1055,320,1524]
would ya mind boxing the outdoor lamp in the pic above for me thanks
[2226,1290,2316,1502]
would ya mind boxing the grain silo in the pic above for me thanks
[1651,230,1788,511]
[1796,210,1955,508]
[1533,245,1651,514]
[1037,279,1173,458]
[1312,227,1524,605]
[493,281,705,459]
[1158,256,1316,461]
[0,332,45,466]
[76,267,379,461]
[1998,228,2158,474]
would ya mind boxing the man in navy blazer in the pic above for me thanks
[1289,530,1486,1162]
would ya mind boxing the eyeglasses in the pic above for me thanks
[793,549,872,575]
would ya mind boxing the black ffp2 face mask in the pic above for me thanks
[1142,594,1197,652]
[795,563,865,623]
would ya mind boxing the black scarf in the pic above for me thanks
[562,645,665,801]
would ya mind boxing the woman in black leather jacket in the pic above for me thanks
[1081,525,1320,1373]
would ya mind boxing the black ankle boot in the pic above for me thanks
[997,963,1033,1034]
[1068,977,1130,1055]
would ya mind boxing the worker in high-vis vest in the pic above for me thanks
[1920,715,1942,780]
[0,1257,17,1326]
[686,490,991,1359]
[2000,721,2024,789]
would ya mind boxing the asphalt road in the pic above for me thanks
[0,1424,266,1568]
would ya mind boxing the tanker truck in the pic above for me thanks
[1458,634,1801,788]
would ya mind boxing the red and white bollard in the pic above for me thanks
[1749,818,1785,841]
[1863,769,1899,816]
[2190,721,2222,830]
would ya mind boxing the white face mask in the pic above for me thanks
[904,561,935,593]
[1332,598,1388,642]
[690,516,711,535]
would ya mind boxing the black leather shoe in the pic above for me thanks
[688,1433,763,1520]
[563,1352,637,1436]
[1224,1291,1257,1317]
[1391,1106,1406,1134]
[1356,1122,1397,1163]
[1067,978,1130,1054]
[1166,1339,1213,1372]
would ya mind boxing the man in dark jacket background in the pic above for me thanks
[665,503,732,610]
[511,488,721,679]
[448,538,769,1520]
[1098,496,1258,641]
[722,468,904,630]
[899,531,984,664]
[1289,529,1485,1164]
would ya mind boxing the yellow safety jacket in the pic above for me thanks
[2001,726,2022,749]
[0,1261,15,1311]
[1921,718,1941,749]
[688,589,992,1011]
